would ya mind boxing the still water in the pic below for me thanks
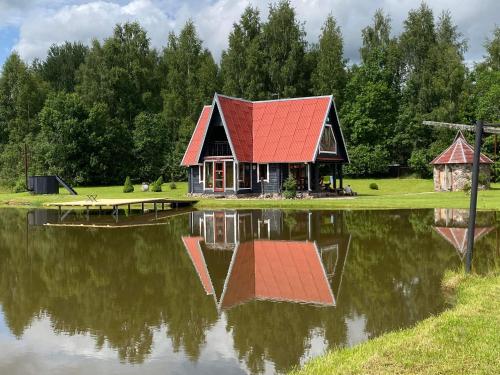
[0,207,497,374]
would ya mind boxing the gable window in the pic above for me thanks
[257,164,269,182]
[199,165,204,183]
[238,163,251,189]
[320,124,337,154]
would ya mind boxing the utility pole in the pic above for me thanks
[25,101,30,188]
[465,120,483,273]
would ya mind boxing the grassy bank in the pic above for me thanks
[1,178,500,210]
[291,270,500,375]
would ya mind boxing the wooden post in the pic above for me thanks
[313,163,320,193]
[339,164,343,189]
[141,203,144,214]
[128,204,131,214]
[333,164,337,190]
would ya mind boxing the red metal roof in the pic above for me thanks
[431,131,493,165]
[220,240,335,309]
[182,236,214,295]
[182,94,338,165]
[181,106,212,166]
[433,226,494,257]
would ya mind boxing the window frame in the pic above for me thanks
[319,124,338,154]
[238,162,252,190]
[257,163,269,183]
[199,165,204,183]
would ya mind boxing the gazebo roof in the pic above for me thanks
[430,131,493,165]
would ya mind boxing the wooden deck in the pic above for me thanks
[45,198,198,217]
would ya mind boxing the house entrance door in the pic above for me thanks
[214,162,224,192]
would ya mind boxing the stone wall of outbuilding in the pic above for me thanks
[433,164,491,192]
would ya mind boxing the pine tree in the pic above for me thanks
[311,15,347,105]
[220,6,266,99]
[261,0,307,98]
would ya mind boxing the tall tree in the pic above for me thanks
[77,22,160,128]
[161,21,219,179]
[261,0,307,98]
[0,53,47,185]
[220,6,266,100]
[132,112,169,181]
[311,15,347,104]
[37,42,88,92]
[341,10,400,176]
[35,92,130,185]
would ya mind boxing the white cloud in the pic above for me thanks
[9,0,500,64]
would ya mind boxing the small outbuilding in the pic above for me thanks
[430,131,493,192]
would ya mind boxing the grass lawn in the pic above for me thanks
[290,270,500,375]
[0,178,499,210]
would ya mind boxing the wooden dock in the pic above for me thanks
[45,197,198,216]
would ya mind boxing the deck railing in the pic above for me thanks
[206,141,232,156]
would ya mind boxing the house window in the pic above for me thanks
[257,164,269,182]
[320,124,337,153]
[205,161,214,189]
[199,165,204,183]
[225,161,234,189]
[238,163,251,189]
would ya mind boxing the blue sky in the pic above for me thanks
[0,0,499,68]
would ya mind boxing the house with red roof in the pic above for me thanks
[181,93,349,195]
[431,131,493,192]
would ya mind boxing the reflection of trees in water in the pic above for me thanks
[226,300,346,374]
[0,208,497,372]
[0,209,218,363]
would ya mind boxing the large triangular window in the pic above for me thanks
[320,124,337,154]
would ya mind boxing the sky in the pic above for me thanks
[0,0,498,68]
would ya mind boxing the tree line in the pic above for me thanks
[0,1,498,189]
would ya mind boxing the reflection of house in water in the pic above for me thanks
[433,208,495,260]
[182,210,351,311]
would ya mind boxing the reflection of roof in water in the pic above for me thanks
[433,226,494,258]
[182,237,335,310]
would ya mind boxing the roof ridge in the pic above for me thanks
[215,93,253,103]
[251,95,332,104]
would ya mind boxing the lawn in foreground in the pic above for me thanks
[0,178,499,210]
[291,270,500,375]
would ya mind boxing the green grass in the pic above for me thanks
[290,270,500,375]
[0,178,500,210]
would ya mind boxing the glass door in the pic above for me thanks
[214,162,224,192]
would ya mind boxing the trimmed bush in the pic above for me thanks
[169,181,177,190]
[283,176,297,199]
[123,176,134,193]
[369,182,379,190]
[150,176,164,192]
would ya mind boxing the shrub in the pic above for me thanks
[463,181,471,195]
[169,181,177,190]
[478,172,489,187]
[13,178,27,193]
[369,182,379,190]
[150,176,164,192]
[283,176,297,199]
[408,149,432,178]
[123,176,134,193]
[344,145,389,177]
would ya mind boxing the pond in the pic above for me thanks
[0,207,497,374]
